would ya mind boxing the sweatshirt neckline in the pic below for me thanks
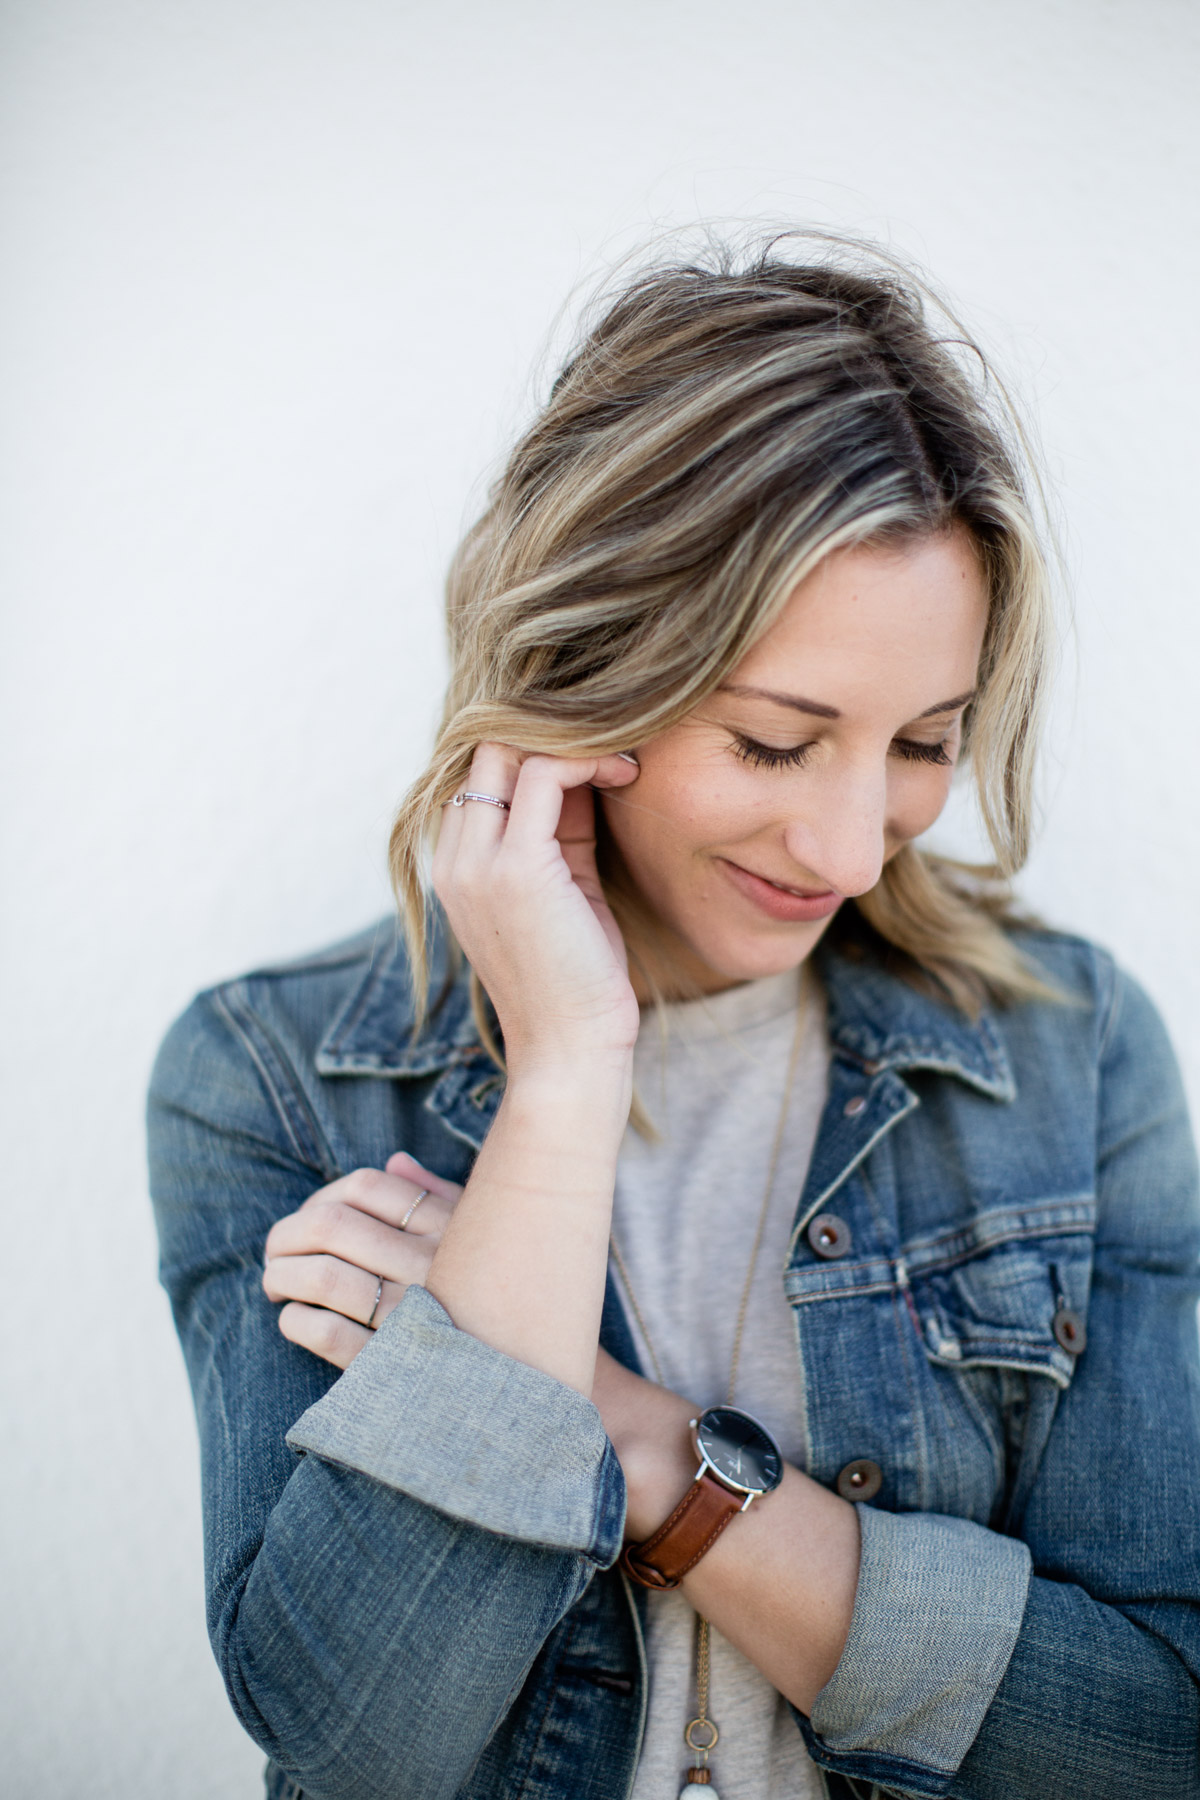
[636,964,811,1045]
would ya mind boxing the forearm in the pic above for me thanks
[424,1056,632,1392]
[594,1352,860,1714]
[219,1453,593,1800]
[947,1577,1200,1800]
[685,1461,860,1715]
[687,1472,1198,1793]
[210,1287,626,1796]
[598,1369,1200,1797]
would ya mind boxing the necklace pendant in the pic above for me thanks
[679,1776,719,1795]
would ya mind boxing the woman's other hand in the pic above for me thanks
[432,742,641,1074]
[261,1152,462,1369]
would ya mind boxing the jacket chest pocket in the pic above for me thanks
[786,1192,1096,1522]
[896,1195,1096,1523]
[901,1194,1096,1387]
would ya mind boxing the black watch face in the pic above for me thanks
[696,1407,784,1495]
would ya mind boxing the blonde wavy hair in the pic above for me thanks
[391,235,1056,1037]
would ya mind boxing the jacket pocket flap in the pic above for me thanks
[902,1195,1095,1386]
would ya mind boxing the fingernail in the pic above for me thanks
[617,751,639,766]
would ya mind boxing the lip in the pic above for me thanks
[718,858,843,923]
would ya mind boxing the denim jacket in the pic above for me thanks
[148,914,1200,1800]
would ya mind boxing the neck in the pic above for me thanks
[626,928,755,1008]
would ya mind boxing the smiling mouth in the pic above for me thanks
[730,861,835,899]
[717,857,844,923]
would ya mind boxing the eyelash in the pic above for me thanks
[731,734,953,770]
[732,736,814,770]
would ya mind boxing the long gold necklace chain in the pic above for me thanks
[609,989,807,1794]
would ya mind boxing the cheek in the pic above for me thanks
[886,766,957,844]
[612,741,743,852]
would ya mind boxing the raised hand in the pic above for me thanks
[432,742,641,1073]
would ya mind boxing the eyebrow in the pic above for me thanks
[718,684,977,721]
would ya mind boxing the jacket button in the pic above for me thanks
[836,1459,883,1502]
[807,1214,852,1259]
[843,1095,868,1117]
[1052,1306,1087,1354]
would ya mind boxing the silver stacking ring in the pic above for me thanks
[452,791,510,810]
[399,1188,431,1232]
[366,1275,384,1329]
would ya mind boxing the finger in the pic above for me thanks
[437,742,522,861]
[465,739,522,799]
[588,751,641,789]
[289,1166,454,1237]
[265,1197,436,1279]
[383,1153,463,1233]
[502,754,625,854]
[555,784,601,886]
[263,1252,414,1324]
[556,782,598,845]
[559,755,639,879]
[277,1301,372,1371]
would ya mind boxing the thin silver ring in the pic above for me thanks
[399,1188,431,1232]
[366,1275,384,1328]
[452,791,510,810]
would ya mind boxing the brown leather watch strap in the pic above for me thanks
[620,1470,745,1590]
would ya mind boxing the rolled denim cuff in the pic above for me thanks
[285,1284,626,1565]
[805,1505,1032,1780]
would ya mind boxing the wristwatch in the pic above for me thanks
[621,1405,785,1590]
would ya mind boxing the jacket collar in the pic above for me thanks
[815,940,1015,1101]
[315,914,482,1078]
[315,914,1014,1103]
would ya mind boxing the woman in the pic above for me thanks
[149,243,1200,1800]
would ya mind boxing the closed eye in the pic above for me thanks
[731,734,814,770]
[732,732,953,770]
[891,737,953,767]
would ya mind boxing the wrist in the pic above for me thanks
[595,1368,696,1541]
[621,1404,791,1592]
[503,1051,633,1116]
[623,1426,697,1542]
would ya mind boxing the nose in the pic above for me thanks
[780,763,887,898]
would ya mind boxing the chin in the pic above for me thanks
[678,913,837,987]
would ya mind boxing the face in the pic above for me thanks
[601,527,990,995]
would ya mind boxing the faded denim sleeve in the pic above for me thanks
[798,964,1200,1799]
[805,1507,1031,1781]
[286,1283,620,1553]
[148,989,625,1800]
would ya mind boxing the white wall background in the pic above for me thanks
[2,2,1197,1793]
